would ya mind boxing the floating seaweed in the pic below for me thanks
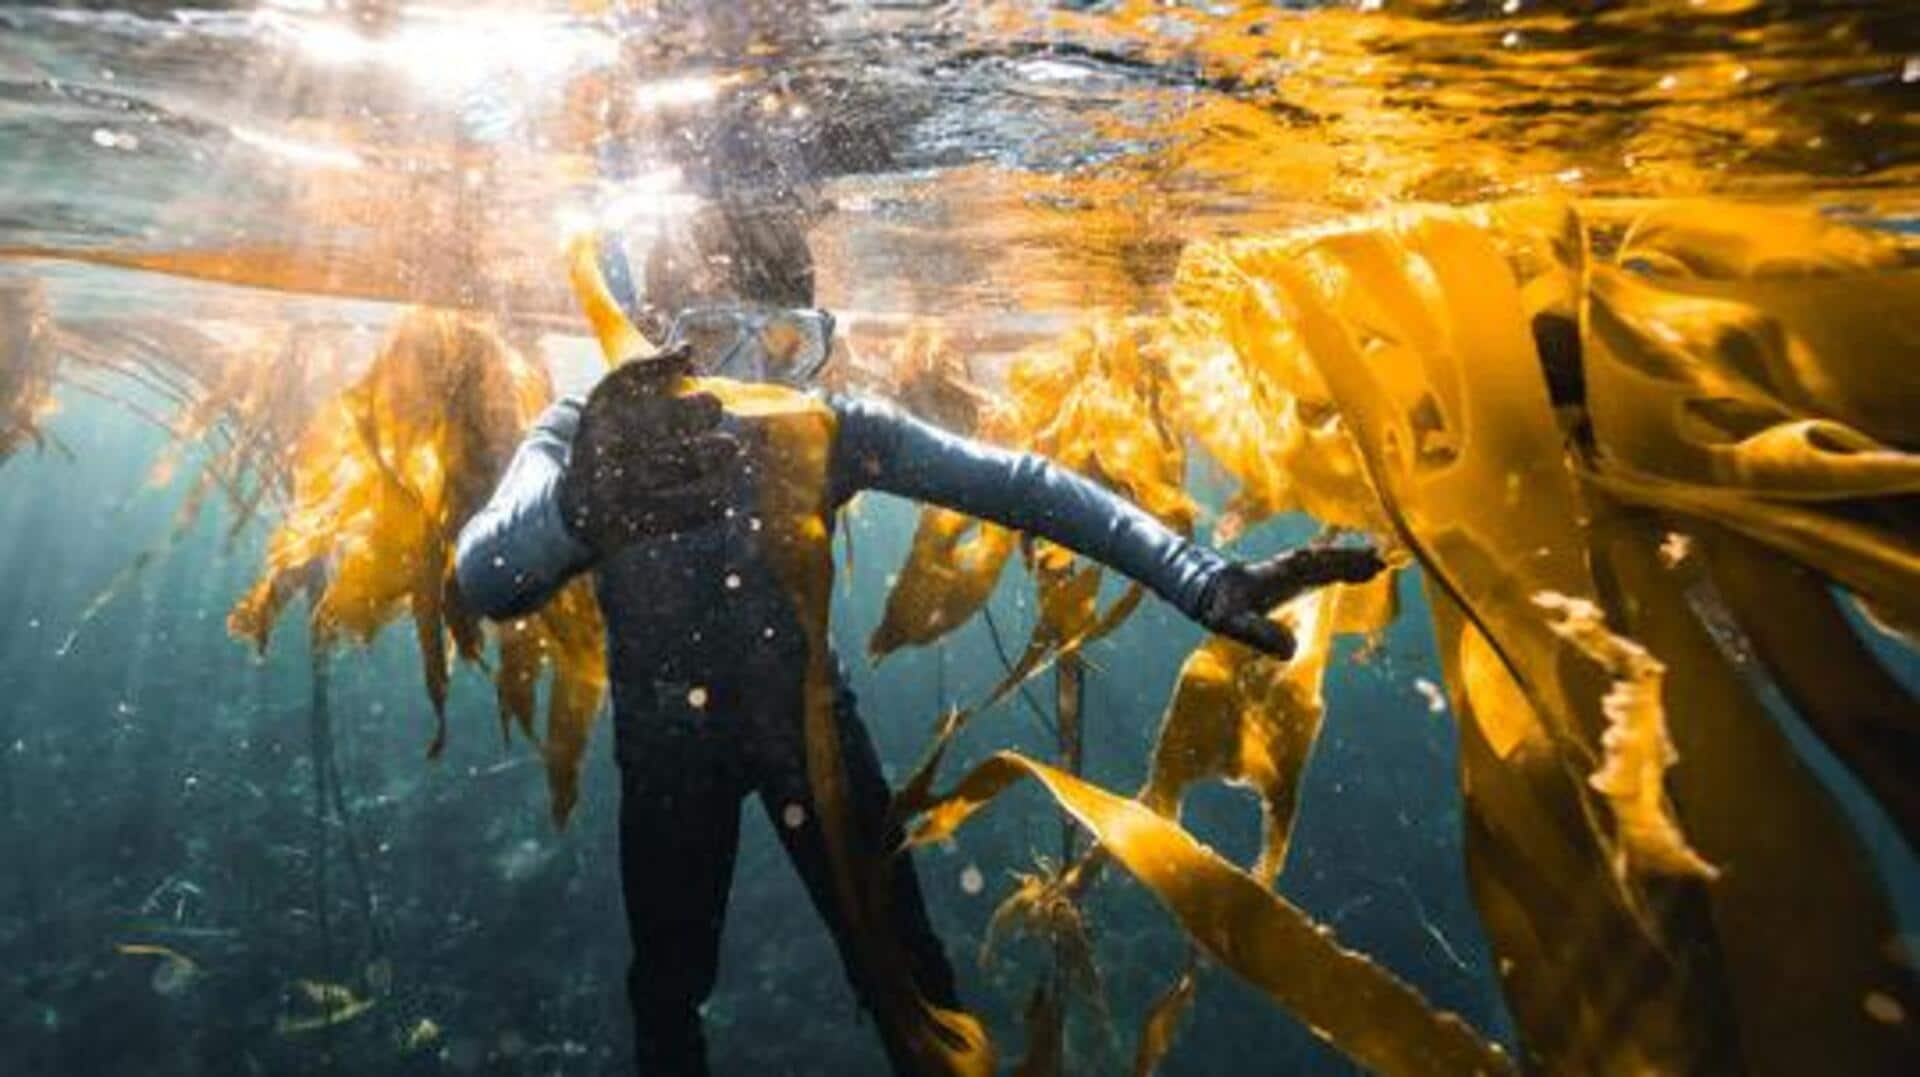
[866,199,1920,1073]
[114,942,200,997]
[275,979,376,1036]
[227,309,608,824]
[0,281,61,462]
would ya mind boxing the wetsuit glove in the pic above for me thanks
[557,344,741,555]
[1198,545,1388,659]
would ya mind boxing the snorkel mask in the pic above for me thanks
[665,305,836,387]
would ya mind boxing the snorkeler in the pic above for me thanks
[453,209,1385,1075]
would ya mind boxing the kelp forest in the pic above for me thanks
[0,1,1916,1074]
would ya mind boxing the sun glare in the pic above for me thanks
[258,3,617,99]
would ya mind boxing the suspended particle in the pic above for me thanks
[687,686,709,709]
[782,802,808,829]
[1659,532,1692,568]
[402,1017,442,1052]
[1414,678,1447,714]
[959,865,985,895]
[151,956,196,996]
[1864,992,1907,1025]
[498,1029,528,1058]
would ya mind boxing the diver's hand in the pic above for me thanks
[1199,546,1388,659]
[557,344,740,555]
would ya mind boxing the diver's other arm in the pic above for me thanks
[454,399,594,620]
[455,349,739,619]
[830,395,1384,657]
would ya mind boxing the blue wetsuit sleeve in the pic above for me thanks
[828,394,1227,619]
[454,398,594,620]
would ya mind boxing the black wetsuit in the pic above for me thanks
[455,390,1226,1074]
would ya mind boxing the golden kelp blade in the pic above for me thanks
[873,322,996,437]
[1179,206,1693,891]
[862,199,1917,1072]
[1585,509,1920,1074]
[1167,199,1919,1074]
[1595,464,1920,643]
[870,508,1016,659]
[1140,581,1363,885]
[115,941,201,995]
[1166,257,1386,537]
[1615,201,1910,281]
[1534,592,1716,881]
[114,942,197,966]
[0,280,60,461]
[0,243,580,326]
[491,578,609,825]
[1701,528,1920,847]
[1020,322,1194,533]
[910,752,1513,1077]
[984,550,1144,712]
[565,231,649,366]
[230,309,608,822]
[874,320,1189,663]
[1129,961,1196,1077]
[1573,196,1920,848]
[276,979,376,1035]
[1582,267,1920,491]
[1427,588,1742,1073]
[1580,222,1920,640]
[980,861,1103,1014]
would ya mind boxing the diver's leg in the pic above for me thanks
[750,673,962,1060]
[618,712,745,1075]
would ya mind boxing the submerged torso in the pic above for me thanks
[590,408,831,760]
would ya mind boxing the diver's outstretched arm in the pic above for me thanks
[828,394,1382,657]
[454,399,594,620]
